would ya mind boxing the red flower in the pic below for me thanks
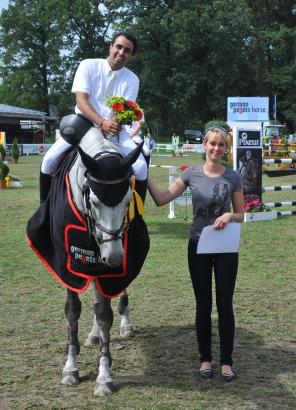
[112,102,124,112]
[133,108,142,120]
[126,100,137,108]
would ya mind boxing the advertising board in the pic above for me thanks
[227,97,269,121]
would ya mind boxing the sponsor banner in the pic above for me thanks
[233,127,263,200]
[22,144,53,155]
[237,147,262,200]
[237,130,261,148]
[181,144,204,153]
[227,97,269,121]
[6,143,53,155]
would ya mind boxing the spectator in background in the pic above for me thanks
[145,130,156,152]
[126,110,150,157]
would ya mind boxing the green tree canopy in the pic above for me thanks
[0,0,295,135]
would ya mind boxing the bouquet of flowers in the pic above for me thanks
[105,96,143,125]
[244,194,271,213]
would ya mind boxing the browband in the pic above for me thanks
[87,173,130,185]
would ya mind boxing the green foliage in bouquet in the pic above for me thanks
[105,97,143,125]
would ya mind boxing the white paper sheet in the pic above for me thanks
[197,223,241,254]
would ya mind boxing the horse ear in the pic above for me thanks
[77,146,102,175]
[121,141,144,169]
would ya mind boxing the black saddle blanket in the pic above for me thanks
[26,150,149,298]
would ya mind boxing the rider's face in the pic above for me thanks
[107,36,134,70]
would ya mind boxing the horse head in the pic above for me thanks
[76,142,143,267]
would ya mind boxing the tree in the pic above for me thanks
[111,0,255,136]
[0,0,116,122]
[0,0,64,117]
[245,0,296,129]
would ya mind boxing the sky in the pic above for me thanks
[0,0,9,11]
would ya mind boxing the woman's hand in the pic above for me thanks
[213,212,232,230]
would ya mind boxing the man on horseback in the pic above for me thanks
[40,31,147,203]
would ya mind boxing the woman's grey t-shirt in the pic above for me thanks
[180,165,243,240]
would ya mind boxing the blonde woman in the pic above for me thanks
[148,127,244,382]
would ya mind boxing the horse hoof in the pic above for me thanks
[94,382,114,397]
[120,325,134,338]
[61,370,80,386]
[84,335,100,347]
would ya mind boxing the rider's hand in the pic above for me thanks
[101,118,122,134]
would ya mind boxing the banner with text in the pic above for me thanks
[233,128,262,200]
[227,97,269,121]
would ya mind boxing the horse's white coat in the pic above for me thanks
[63,128,135,395]
[85,305,134,345]
[94,357,113,396]
[62,345,79,385]
[63,345,78,372]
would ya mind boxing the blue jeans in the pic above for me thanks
[188,239,238,366]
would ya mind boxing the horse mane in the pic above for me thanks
[78,128,122,157]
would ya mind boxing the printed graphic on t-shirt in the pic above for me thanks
[196,182,230,219]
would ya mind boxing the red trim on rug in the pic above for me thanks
[65,172,86,226]
[94,278,124,299]
[64,172,128,279]
[26,234,90,293]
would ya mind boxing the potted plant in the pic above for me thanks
[11,138,20,164]
[0,159,9,189]
[0,143,6,160]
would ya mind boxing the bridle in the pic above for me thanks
[81,151,131,245]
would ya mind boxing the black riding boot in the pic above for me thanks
[40,172,52,203]
[134,179,147,204]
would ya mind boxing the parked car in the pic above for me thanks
[184,129,204,144]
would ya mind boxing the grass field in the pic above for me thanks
[0,152,296,410]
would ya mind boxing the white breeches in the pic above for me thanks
[131,136,151,157]
[41,137,72,174]
[41,129,148,180]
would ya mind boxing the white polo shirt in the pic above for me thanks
[71,58,139,121]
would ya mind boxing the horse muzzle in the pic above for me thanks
[99,237,124,267]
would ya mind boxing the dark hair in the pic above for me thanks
[111,32,138,55]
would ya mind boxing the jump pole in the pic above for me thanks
[262,158,296,165]
[168,166,177,219]
[262,185,296,193]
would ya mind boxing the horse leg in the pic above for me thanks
[62,289,81,386]
[84,281,101,346]
[94,294,114,396]
[118,290,134,338]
